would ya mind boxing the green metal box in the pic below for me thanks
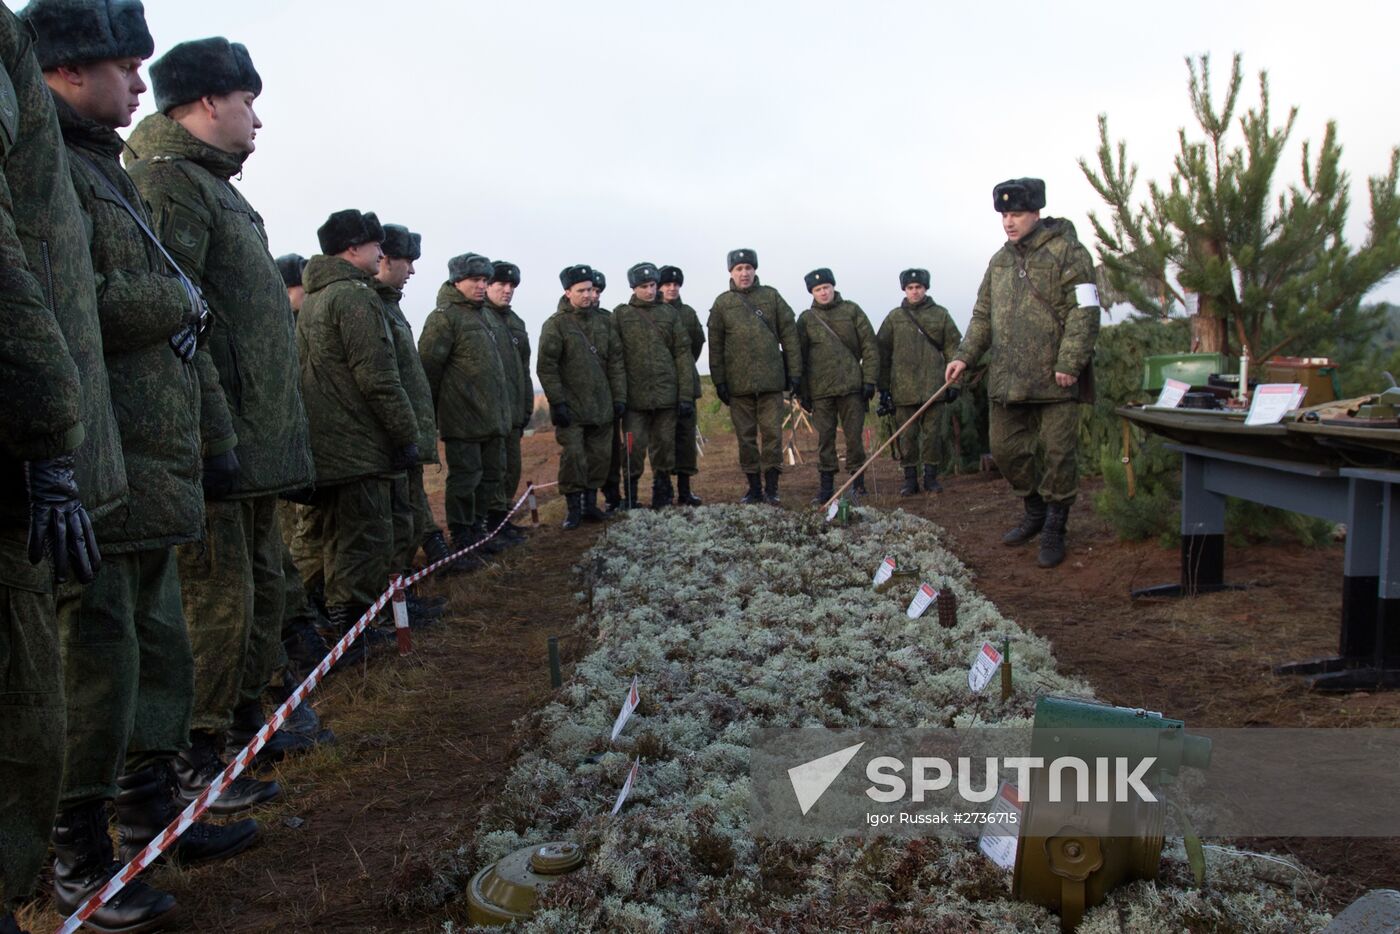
[1142,352,1233,392]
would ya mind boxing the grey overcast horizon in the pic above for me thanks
[120,0,1400,376]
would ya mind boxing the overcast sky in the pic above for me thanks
[117,0,1400,372]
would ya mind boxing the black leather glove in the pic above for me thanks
[613,401,627,419]
[787,377,802,395]
[862,383,876,402]
[945,385,961,404]
[677,400,695,419]
[876,390,894,416]
[390,442,419,470]
[168,287,212,362]
[279,485,316,505]
[25,455,100,584]
[551,402,573,428]
[202,448,241,499]
[799,394,813,414]
[715,383,730,406]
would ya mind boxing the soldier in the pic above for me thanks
[0,6,117,930]
[126,36,312,812]
[23,2,263,924]
[277,253,307,312]
[418,253,514,556]
[591,268,626,514]
[612,262,696,508]
[658,265,704,506]
[877,268,963,495]
[486,260,533,540]
[946,178,1100,568]
[796,268,878,505]
[707,248,801,504]
[538,265,627,529]
[297,210,418,657]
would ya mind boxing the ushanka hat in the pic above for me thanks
[590,268,607,291]
[899,268,931,289]
[658,265,684,286]
[275,253,307,288]
[490,261,521,286]
[380,224,421,261]
[448,253,493,282]
[150,36,261,113]
[560,264,595,289]
[20,0,153,70]
[627,262,659,288]
[992,177,1046,213]
[727,248,757,270]
[317,210,383,255]
[804,267,834,292]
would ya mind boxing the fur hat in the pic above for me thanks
[727,248,757,271]
[19,0,153,70]
[275,253,307,288]
[899,268,930,289]
[560,265,595,290]
[626,262,659,288]
[658,265,684,287]
[380,224,421,261]
[804,267,834,292]
[448,253,493,282]
[591,268,606,291]
[317,209,383,256]
[490,261,521,287]
[150,37,261,114]
[993,177,1046,213]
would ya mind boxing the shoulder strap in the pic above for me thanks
[734,290,782,347]
[810,308,861,363]
[900,305,943,353]
[627,302,667,343]
[563,313,610,381]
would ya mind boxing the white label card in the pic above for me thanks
[872,557,896,587]
[906,583,937,619]
[609,675,641,742]
[611,758,640,816]
[968,641,1003,692]
[1155,378,1190,409]
[1245,383,1305,426]
[826,500,839,522]
[978,782,1023,870]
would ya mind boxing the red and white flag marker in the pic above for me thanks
[390,577,411,656]
[611,758,641,816]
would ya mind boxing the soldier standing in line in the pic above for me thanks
[417,253,514,556]
[795,268,878,505]
[126,37,310,812]
[590,268,627,514]
[538,265,627,529]
[486,260,533,541]
[707,248,801,505]
[658,265,704,506]
[877,268,962,495]
[612,262,696,509]
[946,178,1100,568]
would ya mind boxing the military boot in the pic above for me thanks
[227,700,317,767]
[899,465,919,495]
[1,911,28,934]
[923,464,943,494]
[447,526,489,570]
[651,473,674,509]
[581,490,608,522]
[269,676,336,749]
[115,762,259,867]
[282,618,330,682]
[470,519,506,554]
[561,492,582,530]
[486,510,526,547]
[676,473,702,506]
[602,478,622,515]
[1002,493,1047,546]
[52,800,178,933]
[739,473,763,504]
[175,730,282,815]
[852,473,867,497]
[811,471,835,505]
[763,468,782,505]
[330,602,392,668]
[422,529,473,574]
[1038,502,1070,568]
[616,475,638,511]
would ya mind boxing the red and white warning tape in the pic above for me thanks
[57,480,557,934]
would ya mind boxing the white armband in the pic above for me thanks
[1074,283,1100,309]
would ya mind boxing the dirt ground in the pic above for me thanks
[21,426,1398,932]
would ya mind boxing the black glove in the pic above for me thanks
[877,390,894,417]
[715,383,730,406]
[862,383,876,402]
[390,442,420,470]
[551,402,573,428]
[787,377,802,395]
[202,448,241,499]
[945,385,961,404]
[25,455,100,584]
[168,287,212,363]
[279,485,316,505]
[613,401,627,419]
[677,400,695,419]
[799,394,813,414]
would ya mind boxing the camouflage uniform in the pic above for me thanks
[537,297,626,494]
[613,296,695,482]
[487,296,533,511]
[877,296,962,469]
[797,294,877,475]
[669,298,704,478]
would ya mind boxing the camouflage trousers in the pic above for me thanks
[390,473,416,572]
[675,405,698,477]
[624,407,677,478]
[444,437,505,534]
[302,477,394,608]
[729,392,785,475]
[813,393,868,474]
[556,422,613,494]
[57,548,192,810]
[411,464,439,546]
[0,536,63,908]
[605,417,624,492]
[501,430,523,514]
[895,402,946,469]
[989,401,1081,505]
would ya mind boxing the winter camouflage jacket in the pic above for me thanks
[877,296,963,406]
[955,218,1100,404]
[125,112,313,495]
[537,297,626,427]
[374,280,438,464]
[667,298,705,400]
[487,297,534,430]
[0,8,125,552]
[418,282,513,442]
[707,279,800,396]
[297,255,415,483]
[58,96,212,552]
[796,294,878,400]
[612,296,696,410]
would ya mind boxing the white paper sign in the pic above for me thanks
[1155,378,1190,409]
[978,782,1024,870]
[1245,383,1305,425]
[609,675,641,742]
[610,758,640,816]
[826,500,839,522]
[906,583,937,619]
[968,642,1003,692]
[872,557,896,587]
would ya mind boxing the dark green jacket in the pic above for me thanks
[612,296,696,410]
[126,113,314,495]
[537,297,626,427]
[57,96,209,552]
[0,9,125,549]
[877,296,963,406]
[796,294,878,400]
[667,298,705,400]
[418,282,514,442]
[297,256,415,483]
[374,280,438,464]
[487,298,534,430]
[955,218,1101,404]
[707,279,800,396]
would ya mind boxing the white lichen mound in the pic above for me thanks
[458,505,1331,932]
